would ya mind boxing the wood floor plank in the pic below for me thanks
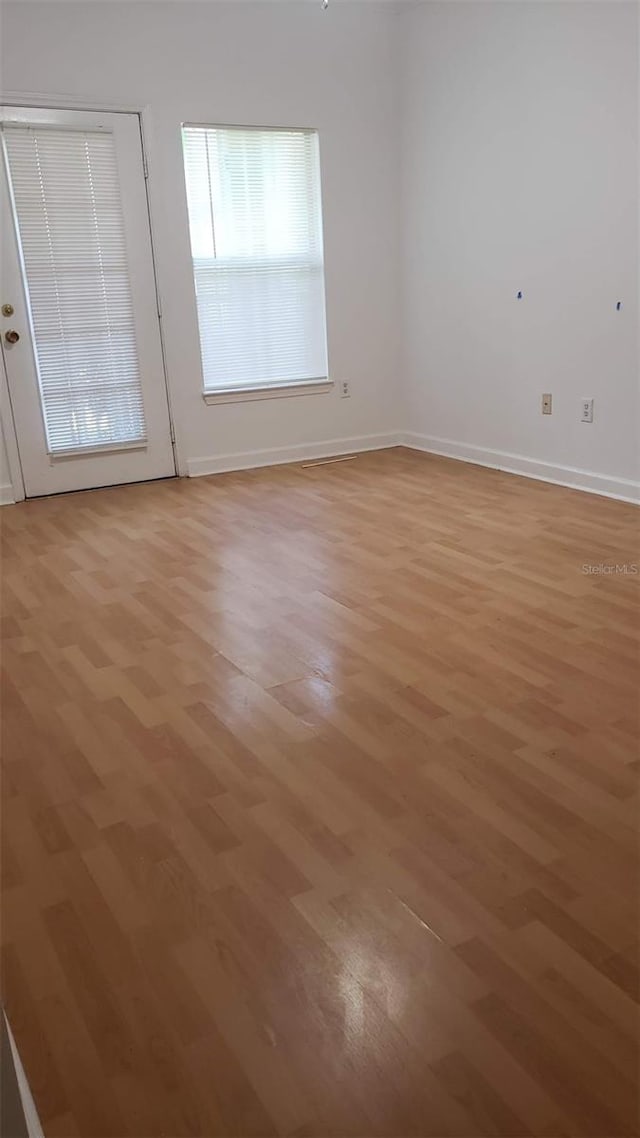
[1,448,638,1136]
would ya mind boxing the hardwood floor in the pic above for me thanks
[1,446,638,1138]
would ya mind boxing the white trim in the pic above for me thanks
[186,432,403,477]
[4,1012,44,1138]
[402,432,640,505]
[0,352,25,503]
[1,92,146,115]
[138,107,184,474]
[203,380,333,405]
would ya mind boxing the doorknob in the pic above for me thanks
[4,329,20,344]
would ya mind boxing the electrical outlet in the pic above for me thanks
[340,379,350,398]
[581,398,594,423]
[542,393,552,415]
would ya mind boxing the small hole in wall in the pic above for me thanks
[516,291,523,300]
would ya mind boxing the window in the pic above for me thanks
[3,126,146,453]
[182,125,329,397]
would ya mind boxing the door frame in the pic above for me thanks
[0,92,183,503]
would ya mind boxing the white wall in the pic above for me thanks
[2,1,638,502]
[400,0,639,497]
[1,0,402,479]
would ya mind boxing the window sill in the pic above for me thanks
[202,380,333,405]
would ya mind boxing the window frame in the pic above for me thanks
[181,122,332,404]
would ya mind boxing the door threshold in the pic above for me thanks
[24,474,178,500]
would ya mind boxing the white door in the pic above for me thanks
[1,106,175,497]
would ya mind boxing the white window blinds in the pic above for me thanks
[182,125,328,392]
[3,126,147,454]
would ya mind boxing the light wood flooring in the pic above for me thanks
[1,447,639,1138]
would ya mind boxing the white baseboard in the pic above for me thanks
[4,1012,44,1138]
[3,433,636,504]
[401,432,640,504]
[186,432,404,478]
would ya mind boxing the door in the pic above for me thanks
[1,106,175,497]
